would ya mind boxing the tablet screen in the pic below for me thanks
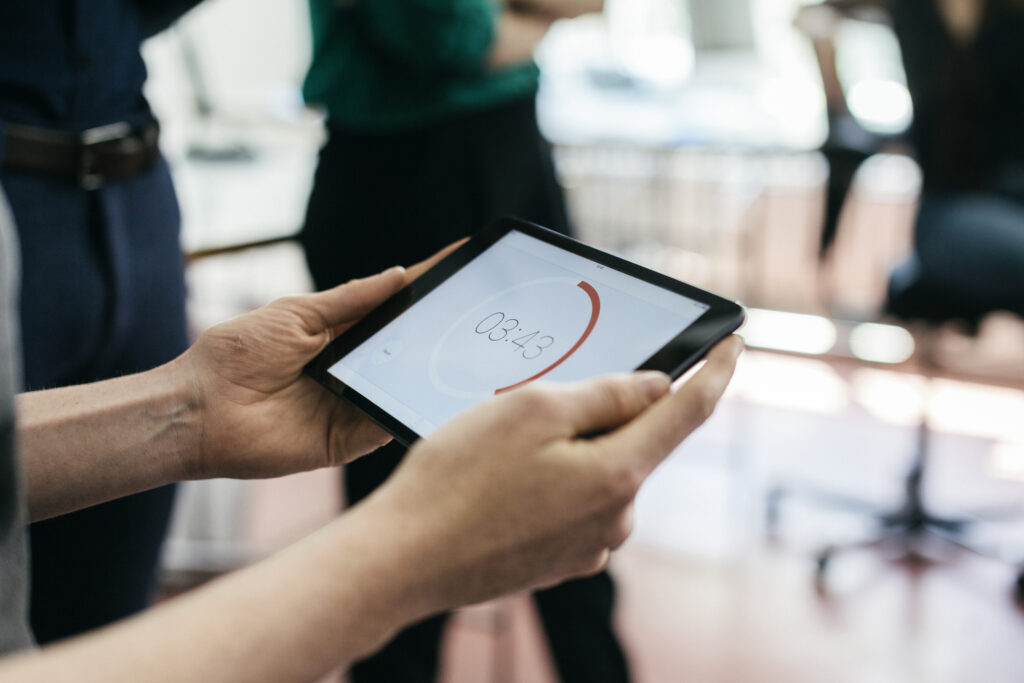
[326,230,711,438]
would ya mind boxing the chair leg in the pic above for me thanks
[769,416,1024,594]
[766,483,890,535]
[814,530,907,590]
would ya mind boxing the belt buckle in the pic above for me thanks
[78,122,132,190]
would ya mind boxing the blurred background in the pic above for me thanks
[142,1,1024,680]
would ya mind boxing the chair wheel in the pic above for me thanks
[765,487,785,532]
[816,547,834,576]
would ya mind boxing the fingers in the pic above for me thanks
[297,239,467,336]
[301,266,408,334]
[599,335,743,477]
[336,411,394,464]
[530,371,671,438]
[404,238,468,283]
[585,548,611,575]
[609,505,634,550]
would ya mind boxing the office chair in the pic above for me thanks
[766,265,1024,593]
[764,128,1024,597]
[765,3,1024,595]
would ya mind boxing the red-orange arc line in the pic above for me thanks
[495,281,601,395]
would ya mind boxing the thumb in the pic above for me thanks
[312,241,467,338]
[403,239,468,283]
[524,371,672,439]
[299,266,408,335]
[598,335,743,477]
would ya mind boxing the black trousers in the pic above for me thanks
[300,96,630,683]
[3,157,187,643]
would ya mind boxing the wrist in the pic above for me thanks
[291,498,450,662]
[152,355,204,483]
[347,495,449,623]
[16,357,203,520]
[348,473,494,624]
[506,4,558,23]
[509,0,602,21]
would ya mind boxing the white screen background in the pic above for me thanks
[329,232,709,436]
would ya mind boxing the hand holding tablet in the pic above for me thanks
[306,217,745,445]
[365,335,744,610]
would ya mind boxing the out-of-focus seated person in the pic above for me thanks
[797,0,1024,319]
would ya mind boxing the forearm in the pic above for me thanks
[487,0,603,68]
[0,500,439,682]
[16,359,198,521]
[511,0,604,21]
[822,0,889,13]
[487,9,554,68]
[795,4,877,118]
[812,35,849,117]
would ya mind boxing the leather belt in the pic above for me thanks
[1,121,160,190]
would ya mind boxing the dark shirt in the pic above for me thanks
[892,0,1024,194]
[0,1,202,133]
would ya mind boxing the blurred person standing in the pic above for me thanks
[799,0,1024,315]
[0,1,201,643]
[297,1,632,681]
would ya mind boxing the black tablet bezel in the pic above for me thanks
[305,217,745,447]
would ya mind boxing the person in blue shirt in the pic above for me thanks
[0,0,200,643]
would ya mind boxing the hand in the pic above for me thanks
[363,336,743,613]
[176,243,463,480]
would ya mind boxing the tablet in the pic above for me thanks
[306,217,745,446]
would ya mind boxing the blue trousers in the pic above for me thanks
[2,157,188,643]
[913,193,1024,316]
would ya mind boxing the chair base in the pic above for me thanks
[766,470,1024,597]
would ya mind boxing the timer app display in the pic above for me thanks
[328,231,709,437]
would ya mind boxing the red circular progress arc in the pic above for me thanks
[495,281,601,395]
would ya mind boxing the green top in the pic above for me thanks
[303,0,540,132]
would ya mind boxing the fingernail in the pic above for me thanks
[636,371,670,401]
[732,336,745,358]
